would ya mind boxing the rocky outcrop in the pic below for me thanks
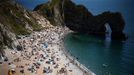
[34,0,127,40]
[0,0,43,56]
[34,0,64,26]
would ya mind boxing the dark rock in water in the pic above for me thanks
[63,0,106,35]
[34,0,127,40]
[63,0,127,40]
[111,32,127,40]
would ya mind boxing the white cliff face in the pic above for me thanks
[0,2,58,55]
[31,12,52,28]
[0,23,18,49]
[0,12,92,74]
[0,1,94,75]
[0,0,67,57]
[0,1,42,54]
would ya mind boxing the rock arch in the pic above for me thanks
[34,0,127,40]
[62,0,127,40]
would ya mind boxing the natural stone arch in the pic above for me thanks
[34,0,127,40]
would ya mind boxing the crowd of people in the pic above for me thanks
[0,24,86,75]
[0,13,92,75]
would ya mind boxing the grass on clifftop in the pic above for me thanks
[50,0,60,8]
[0,2,42,35]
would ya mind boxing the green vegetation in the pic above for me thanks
[50,0,60,8]
[0,1,44,50]
[25,13,43,31]
[34,0,62,26]
[10,23,31,35]
[0,2,42,35]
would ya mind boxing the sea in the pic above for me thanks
[16,0,134,75]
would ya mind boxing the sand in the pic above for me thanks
[0,13,94,75]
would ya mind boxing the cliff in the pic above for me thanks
[34,0,127,40]
[34,0,64,26]
[0,0,127,57]
[0,0,43,56]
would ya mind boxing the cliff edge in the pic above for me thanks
[0,0,43,56]
[34,0,127,40]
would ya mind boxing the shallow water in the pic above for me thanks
[64,33,134,75]
[16,0,134,75]
[64,1,134,75]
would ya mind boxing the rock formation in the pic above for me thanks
[0,0,127,57]
[0,0,43,56]
[34,0,127,40]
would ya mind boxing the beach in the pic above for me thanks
[0,13,94,75]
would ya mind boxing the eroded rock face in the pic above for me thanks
[34,0,127,40]
[0,1,43,56]
[63,0,126,40]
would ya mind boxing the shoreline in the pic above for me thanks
[0,25,93,75]
[0,13,95,75]
[59,28,95,75]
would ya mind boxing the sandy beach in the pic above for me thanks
[0,13,94,75]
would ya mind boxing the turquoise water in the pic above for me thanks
[64,33,134,75]
[64,1,134,75]
[16,0,134,75]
